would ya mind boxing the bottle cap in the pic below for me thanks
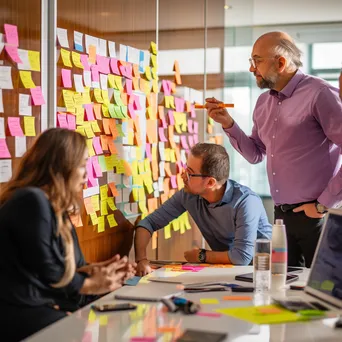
[275,219,284,225]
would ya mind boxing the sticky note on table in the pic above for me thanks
[197,312,222,318]
[23,116,36,136]
[99,315,108,326]
[222,296,252,301]
[19,71,35,89]
[200,298,219,305]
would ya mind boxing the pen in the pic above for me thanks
[195,103,235,109]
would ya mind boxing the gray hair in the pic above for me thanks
[273,39,303,69]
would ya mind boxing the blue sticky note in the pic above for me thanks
[139,51,145,73]
[124,276,141,286]
[74,43,83,52]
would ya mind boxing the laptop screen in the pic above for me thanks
[307,212,342,303]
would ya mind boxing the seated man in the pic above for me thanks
[135,143,272,276]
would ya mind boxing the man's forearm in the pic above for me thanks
[134,227,152,262]
[206,251,231,264]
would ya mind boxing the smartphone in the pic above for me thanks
[235,272,299,284]
[92,303,137,312]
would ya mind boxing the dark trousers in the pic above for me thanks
[274,206,324,267]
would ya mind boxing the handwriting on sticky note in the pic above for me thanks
[19,71,35,89]
[200,298,219,305]
[8,117,24,136]
[30,86,45,105]
[23,116,36,136]
[4,24,19,46]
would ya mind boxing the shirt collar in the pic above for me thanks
[207,180,233,208]
[269,69,304,99]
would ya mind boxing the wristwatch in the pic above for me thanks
[198,249,207,263]
[315,201,328,214]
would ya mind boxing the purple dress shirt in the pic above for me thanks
[224,69,342,207]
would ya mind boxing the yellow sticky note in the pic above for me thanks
[28,51,40,71]
[108,74,115,88]
[136,147,142,160]
[93,88,104,103]
[91,195,100,212]
[138,200,148,213]
[101,90,110,105]
[71,51,84,69]
[99,315,108,326]
[145,66,152,81]
[107,214,118,228]
[86,138,95,156]
[90,121,101,133]
[132,188,139,202]
[200,298,219,305]
[23,117,36,136]
[100,184,108,200]
[60,48,72,67]
[100,200,108,216]
[90,212,98,225]
[150,41,157,55]
[62,89,75,111]
[164,225,171,240]
[84,123,95,138]
[107,197,117,211]
[97,216,105,233]
[88,310,97,323]
[19,71,36,89]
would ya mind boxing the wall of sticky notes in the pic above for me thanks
[0,1,42,190]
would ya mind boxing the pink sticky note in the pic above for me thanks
[174,97,185,112]
[119,64,127,77]
[7,117,24,136]
[61,69,72,88]
[86,159,97,187]
[145,143,152,161]
[5,45,22,63]
[193,121,199,134]
[158,127,168,142]
[96,55,110,74]
[188,119,194,133]
[91,65,100,82]
[197,312,222,318]
[128,103,136,119]
[84,104,95,121]
[30,87,45,105]
[57,114,69,128]
[170,175,178,189]
[81,331,92,342]
[80,54,90,71]
[125,79,133,95]
[190,104,196,118]
[188,135,194,147]
[67,114,76,130]
[92,156,103,178]
[93,136,103,155]
[180,135,189,149]
[161,117,167,128]
[162,80,171,96]
[193,134,199,144]
[0,139,11,158]
[110,58,120,75]
[4,24,19,46]
[125,63,133,79]
[168,110,175,126]
[133,95,141,110]
[176,161,184,173]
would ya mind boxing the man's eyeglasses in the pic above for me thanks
[249,56,277,68]
[184,168,210,182]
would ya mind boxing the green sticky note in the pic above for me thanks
[200,298,219,305]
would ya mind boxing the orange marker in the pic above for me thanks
[195,103,235,109]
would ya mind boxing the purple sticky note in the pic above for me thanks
[158,127,168,142]
[188,135,194,147]
[170,175,178,189]
[145,143,152,162]
[87,159,97,187]
[174,97,185,112]
[7,117,24,136]
[61,68,72,88]
[80,54,90,71]
[67,114,76,130]
[119,64,127,78]
[92,156,103,178]
[125,79,133,95]
[128,103,136,119]
[93,136,103,155]
[5,45,22,63]
[4,24,19,47]
[30,86,45,105]
[188,119,193,133]
[190,104,196,118]
[162,80,171,96]
[193,121,199,134]
[180,135,189,149]
[0,139,11,158]
[57,114,69,128]
[176,161,183,173]
[84,104,95,121]
[168,110,175,126]
[193,134,199,144]
[91,65,100,82]
[96,55,110,74]
[110,58,120,75]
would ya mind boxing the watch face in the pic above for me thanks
[317,203,327,213]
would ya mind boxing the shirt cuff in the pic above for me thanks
[317,191,341,209]
[223,121,241,137]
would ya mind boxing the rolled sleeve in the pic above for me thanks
[228,195,262,265]
[137,191,186,234]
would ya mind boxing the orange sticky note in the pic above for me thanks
[222,296,252,301]
[157,327,176,333]
[257,307,284,314]
[108,182,119,197]
[93,103,102,120]
[102,118,111,135]
[88,45,96,64]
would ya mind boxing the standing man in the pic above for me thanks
[134,143,272,276]
[207,31,342,267]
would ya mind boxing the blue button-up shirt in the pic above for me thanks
[138,180,272,265]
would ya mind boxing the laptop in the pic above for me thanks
[274,209,342,312]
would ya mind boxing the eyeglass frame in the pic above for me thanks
[248,56,278,68]
[183,167,211,182]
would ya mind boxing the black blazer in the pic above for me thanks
[0,187,87,309]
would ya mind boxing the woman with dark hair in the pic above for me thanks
[0,128,135,341]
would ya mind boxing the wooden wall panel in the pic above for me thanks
[0,0,41,192]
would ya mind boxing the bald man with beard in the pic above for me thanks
[206,32,342,268]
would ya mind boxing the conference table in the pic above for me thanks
[25,265,342,342]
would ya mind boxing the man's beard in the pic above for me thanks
[255,73,278,89]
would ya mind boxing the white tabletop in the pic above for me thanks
[25,266,342,342]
